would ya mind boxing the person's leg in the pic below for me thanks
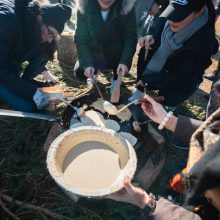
[0,84,37,112]
[105,42,122,80]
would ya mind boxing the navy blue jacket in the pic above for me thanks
[0,0,43,100]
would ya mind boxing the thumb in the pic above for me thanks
[145,95,157,106]
[124,176,135,196]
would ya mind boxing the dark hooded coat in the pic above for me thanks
[74,0,137,70]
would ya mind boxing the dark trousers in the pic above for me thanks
[137,47,200,106]
[74,43,122,81]
[0,49,48,112]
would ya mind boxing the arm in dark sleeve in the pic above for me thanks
[150,198,201,220]
[119,9,137,69]
[146,17,166,48]
[173,116,202,146]
[0,15,36,99]
[74,10,94,68]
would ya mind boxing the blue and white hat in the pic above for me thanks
[160,0,200,22]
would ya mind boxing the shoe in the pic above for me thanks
[110,78,117,94]
[128,89,144,102]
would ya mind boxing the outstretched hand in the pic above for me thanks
[139,35,155,48]
[141,95,167,125]
[106,176,148,209]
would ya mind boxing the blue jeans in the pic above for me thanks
[0,84,36,112]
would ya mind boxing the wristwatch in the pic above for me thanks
[142,193,157,216]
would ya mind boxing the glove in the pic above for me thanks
[33,89,48,110]
[42,70,58,84]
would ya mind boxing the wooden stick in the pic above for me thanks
[144,42,151,61]
[91,74,104,99]
[110,72,122,103]
[117,99,139,114]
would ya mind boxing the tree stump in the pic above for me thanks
[57,31,77,67]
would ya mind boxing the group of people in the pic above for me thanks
[1,0,220,219]
[0,0,219,111]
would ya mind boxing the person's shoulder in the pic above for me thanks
[187,24,216,51]
[194,23,215,40]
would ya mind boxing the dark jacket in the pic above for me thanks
[141,17,219,89]
[0,0,47,100]
[74,0,137,70]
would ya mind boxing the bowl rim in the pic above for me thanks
[46,126,137,197]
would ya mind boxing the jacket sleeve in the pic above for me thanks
[150,198,201,220]
[119,9,137,70]
[74,10,94,69]
[146,17,166,49]
[141,43,206,85]
[173,116,202,146]
[0,15,37,100]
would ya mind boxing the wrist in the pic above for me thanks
[165,115,178,132]
[139,191,150,209]
[141,193,157,216]
[158,111,173,130]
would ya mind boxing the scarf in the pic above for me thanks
[146,7,208,73]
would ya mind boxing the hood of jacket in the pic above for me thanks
[76,0,137,15]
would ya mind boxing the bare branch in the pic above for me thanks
[1,193,73,220]
[0,198,21,220]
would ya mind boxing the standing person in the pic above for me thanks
[0,0,72,112]
[74,0,137,100]
[129,0,219,107]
